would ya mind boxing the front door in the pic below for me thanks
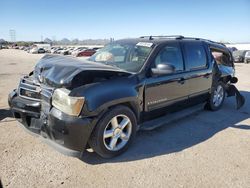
[144,42,189,112]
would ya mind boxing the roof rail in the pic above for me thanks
[139,35,226,46]
[140,35,184,40]
[183,37,226,46]
[179,37,200,40]
[185,37,226,46]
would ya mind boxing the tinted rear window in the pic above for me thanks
[183,42,207,70]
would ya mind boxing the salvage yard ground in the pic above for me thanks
[0,49,250,188]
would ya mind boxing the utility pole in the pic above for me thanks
[9,29,16,42]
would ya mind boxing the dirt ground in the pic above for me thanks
[0,49,249,188]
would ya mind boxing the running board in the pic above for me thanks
[139,103,205,131]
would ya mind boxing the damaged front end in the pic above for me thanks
[8,54,131,157]
[8,74,93,157]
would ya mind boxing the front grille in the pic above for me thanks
[18,77,55,103]
[41,85,54,103]
[18,77,41,101]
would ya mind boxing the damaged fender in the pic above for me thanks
[225,84,245,109]
[215,64,245,109]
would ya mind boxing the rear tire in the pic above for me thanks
[88,105,137,158]
[206,81,226,111]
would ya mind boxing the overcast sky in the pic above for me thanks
[0,0,250,43]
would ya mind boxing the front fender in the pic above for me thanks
[71,76,143,117]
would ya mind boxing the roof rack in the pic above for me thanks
[183,37,226,46]
[139,35,226,46]
[140,35,184,40]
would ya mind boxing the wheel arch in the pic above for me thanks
[96,100,141,125]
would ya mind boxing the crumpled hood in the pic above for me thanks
[34,54,130,88]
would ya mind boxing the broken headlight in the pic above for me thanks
[52,88,84,116]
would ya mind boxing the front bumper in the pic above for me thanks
[8,90,95,157]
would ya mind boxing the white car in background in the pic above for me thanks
[29,47,38,54]
[60,47,74,55]
[50,47,59,54]
[71,47,87,56]
[68,47,76,55]
[51,47,63,54]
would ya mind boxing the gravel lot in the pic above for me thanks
[0,49,249,188]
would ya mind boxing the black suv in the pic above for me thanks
[8,36,244,158]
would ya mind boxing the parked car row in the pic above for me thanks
[11,45,101,57]
[50,46,100,57]
[0,45,8,49]
[232,50,250,63]
[29,47,46,54]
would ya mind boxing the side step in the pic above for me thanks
[139,103,205,131]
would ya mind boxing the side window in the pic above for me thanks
[154,43,184,72]
[183,42,207,70]
[212,51,231,66]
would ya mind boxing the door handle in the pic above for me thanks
[178,78,185,84]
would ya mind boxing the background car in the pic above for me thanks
[76,49,96,57]
[92,47,101,51]
[56,48,65,54]
[50,47,58,54]
[244,51,250,63]
[52,47,63,54]
[61,47,74,55]
[24,47,31,51]
[71,47,87,56]
[30,47,38,53]
[233,50,248,62]
[37,48,45,53]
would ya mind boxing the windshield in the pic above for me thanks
[89,42,153,72]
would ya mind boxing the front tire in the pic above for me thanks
[88,105,137,158]
[206,82,226,111]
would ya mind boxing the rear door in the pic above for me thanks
[181,41,212,97]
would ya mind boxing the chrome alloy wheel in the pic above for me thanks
[213,85,224,107]
[103,115,132,151]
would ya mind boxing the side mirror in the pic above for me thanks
[151,63,175,76]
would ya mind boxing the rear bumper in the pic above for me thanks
[8,90,95,157]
